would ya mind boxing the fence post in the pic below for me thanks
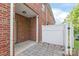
[70,23,74,55]
[65,23,68,55]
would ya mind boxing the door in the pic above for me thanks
[15,13,30,43]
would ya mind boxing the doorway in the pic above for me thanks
[14,3,38,55]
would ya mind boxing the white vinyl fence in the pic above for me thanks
[42,24,67,46]
[42,23,74,55]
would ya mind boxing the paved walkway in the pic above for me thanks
[17,42,64,56]
[15,40,36,55]
[72,49,79,56]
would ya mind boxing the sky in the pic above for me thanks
[50,3,76,24]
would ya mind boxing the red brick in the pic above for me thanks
[0,3,10,56]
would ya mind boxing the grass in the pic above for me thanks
[74,39,79,49]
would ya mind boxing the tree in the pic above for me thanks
[65,4,79,35]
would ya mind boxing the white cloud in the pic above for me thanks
[52,8,69,24]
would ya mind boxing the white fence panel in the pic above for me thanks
[42,23,74,55]
[42,24,65,46]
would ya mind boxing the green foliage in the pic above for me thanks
[64,4,79,49]
[65,4,79,35]
[74,40,79,49]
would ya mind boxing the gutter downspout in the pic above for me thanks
[10,3,13,56]
[36,15,39,43]
[46,4,48,25]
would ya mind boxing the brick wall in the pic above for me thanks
[0,3,10,56]
[47,8,54,25]
[15,13,30,43]
[25,3,42,42]
[0,3,55,56]
[29,17,36,41]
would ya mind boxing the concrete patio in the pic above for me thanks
[16,42,64,56]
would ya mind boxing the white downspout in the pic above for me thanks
[46,4,47,25]
[10,3,13,56]
[36,15,39,43]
